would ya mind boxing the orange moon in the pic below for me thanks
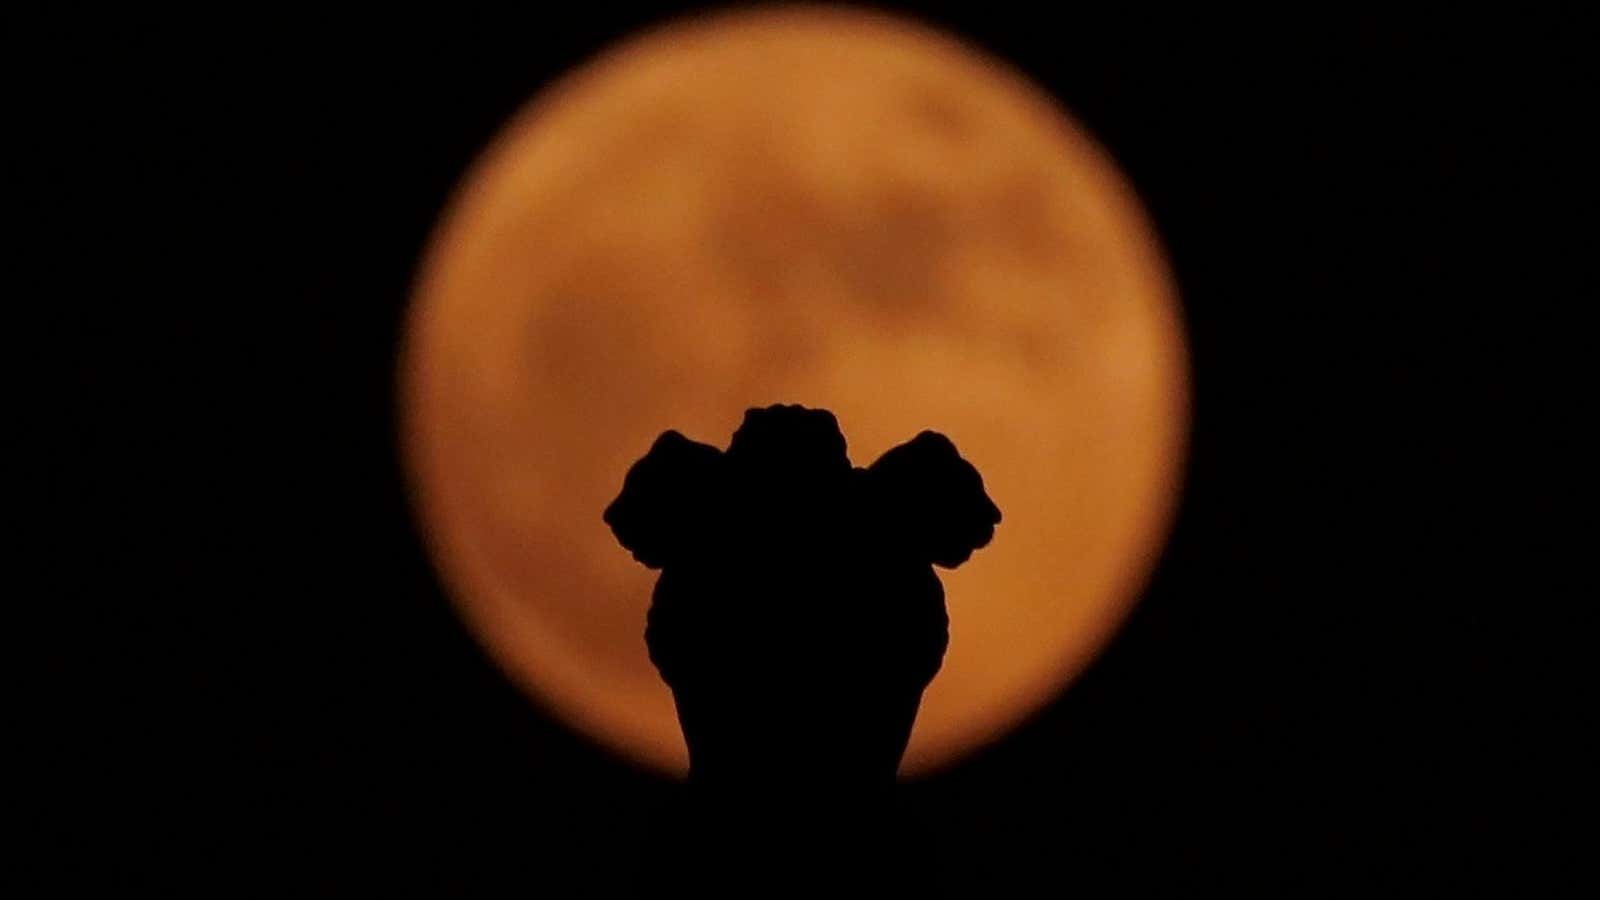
[401,7,1187,777]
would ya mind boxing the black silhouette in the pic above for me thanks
[604,404,1001,801]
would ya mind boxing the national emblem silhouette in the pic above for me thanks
[605,404,1001,794]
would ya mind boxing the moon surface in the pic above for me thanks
[401,7,1187,776]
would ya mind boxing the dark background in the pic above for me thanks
[38,4,1580,893]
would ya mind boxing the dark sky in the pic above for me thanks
[38,5,1579,894]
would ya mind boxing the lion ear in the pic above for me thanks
[866,431,1001,569]
[603,431,724,569]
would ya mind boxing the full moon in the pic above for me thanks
[401,7,1187,776]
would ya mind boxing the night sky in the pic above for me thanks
[38,5,1578,893]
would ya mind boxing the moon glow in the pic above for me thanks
[401,8,1188,776]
